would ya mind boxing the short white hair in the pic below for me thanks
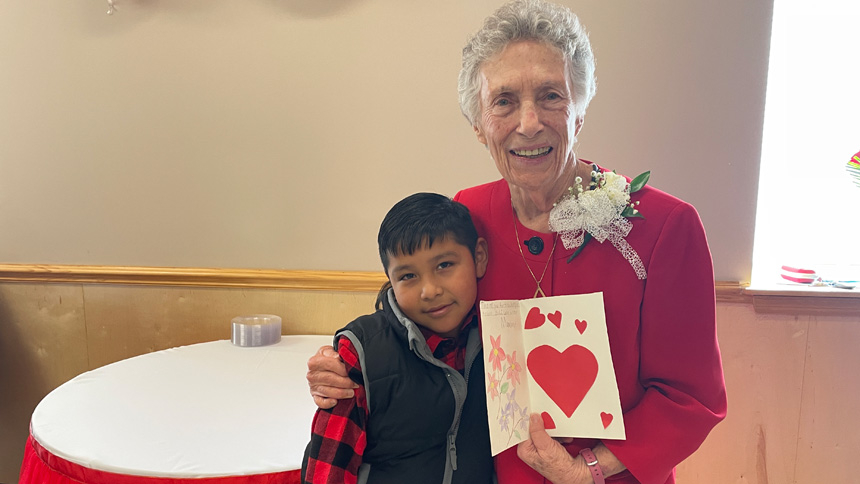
[458,0,597,126]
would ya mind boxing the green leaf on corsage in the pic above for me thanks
[566,232,593,262]
[621,205,645,218]
[629,171,650,194]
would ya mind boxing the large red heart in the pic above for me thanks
[524,307,545,330]
[527,344,598,418]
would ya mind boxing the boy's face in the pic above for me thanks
[386,237,488,338]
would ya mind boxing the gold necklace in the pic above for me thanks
[512,207,558,298]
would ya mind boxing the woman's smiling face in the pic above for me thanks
[473,40,582,196]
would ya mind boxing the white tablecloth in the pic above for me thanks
[30,335,332,478]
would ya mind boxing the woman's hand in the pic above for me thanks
[306,345,357,409]
[517,413,590,484]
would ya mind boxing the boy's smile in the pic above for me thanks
[386,237,488,338]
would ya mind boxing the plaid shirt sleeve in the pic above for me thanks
[303,310,477,483]
[303,336,368,484]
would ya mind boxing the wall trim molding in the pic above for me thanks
[715,281,749,303]
[7,266,852,316]
[0,264,389,292]
[0,264,748,300]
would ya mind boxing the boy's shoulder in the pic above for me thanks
[336,305,402,348]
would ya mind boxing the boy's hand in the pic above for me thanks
[307,345,357,409]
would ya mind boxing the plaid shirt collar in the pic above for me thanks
[418,307,478,361]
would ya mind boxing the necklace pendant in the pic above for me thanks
[534,286,546,298]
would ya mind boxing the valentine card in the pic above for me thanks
[479,292,625,456]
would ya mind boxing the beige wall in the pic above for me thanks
[9,2,840,483]
[0,0,773,282]
[2,280,859,483]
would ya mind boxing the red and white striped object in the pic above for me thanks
[780,265,817,284]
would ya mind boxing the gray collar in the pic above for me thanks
[386,288,437,362]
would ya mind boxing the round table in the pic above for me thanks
[19,335,332,484]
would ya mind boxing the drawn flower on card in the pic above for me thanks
[499,398,512,432]
[499,388,529,442]
[507,389,521,416]
[506,351,523,387]
[487,371,500,400]
[486,335,529,444]
[489,334,506,372]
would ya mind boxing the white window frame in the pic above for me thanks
[749,0,860,295]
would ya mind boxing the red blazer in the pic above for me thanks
[454,163,727,484]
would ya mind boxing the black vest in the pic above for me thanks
[337,294,493,484]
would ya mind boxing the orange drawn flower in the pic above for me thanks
[489,334,506,372]
[506,351,522,387]
[487,371,500,399]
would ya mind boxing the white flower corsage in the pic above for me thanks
[548,169,650,279]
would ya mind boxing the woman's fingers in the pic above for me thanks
[311,386,353,409]
[309,345,349,376]
[517,414,582,482]
[307,345,357,409]
[524,413,558,453]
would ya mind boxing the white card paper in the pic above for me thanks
[480,292,625,456]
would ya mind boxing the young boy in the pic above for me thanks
[302,192,493,484]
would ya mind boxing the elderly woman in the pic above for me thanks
[307,1,727,483]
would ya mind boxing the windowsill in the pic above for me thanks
[744,283,860,316]
[745,283,860,297]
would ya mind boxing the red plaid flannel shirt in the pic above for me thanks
[303,311,478,484]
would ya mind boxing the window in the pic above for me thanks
[751,0,860,289]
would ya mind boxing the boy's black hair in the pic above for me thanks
[378,192,479,269]
[375,192,480,309]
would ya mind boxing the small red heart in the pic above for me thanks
[575,319,587,334]
[547,311,562,328]
[541,412,556,430]
[600,412,613,429]
[524,307,546,330]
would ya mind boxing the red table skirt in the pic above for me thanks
[19,435,302,484]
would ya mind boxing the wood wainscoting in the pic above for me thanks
[1,264,858,483]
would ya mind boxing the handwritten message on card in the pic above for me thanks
[480,292,625,456]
